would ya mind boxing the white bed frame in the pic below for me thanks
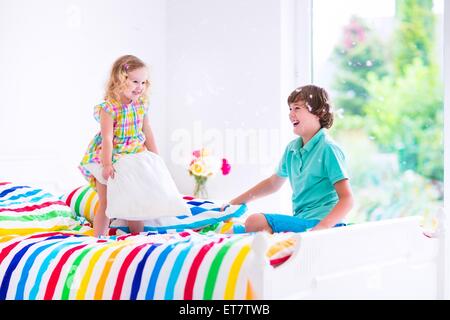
[247,216,439,299]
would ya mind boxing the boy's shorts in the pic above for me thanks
[231,213,347,233]
[264,214,320,233]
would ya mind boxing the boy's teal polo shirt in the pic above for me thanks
[276,129,349,220]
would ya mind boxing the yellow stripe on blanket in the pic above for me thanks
[76,240,128,299]
[220,221,234,234]
[94,241,134,300]
[0,226,76,236]
[266,238,296,258]
[224,244,251,299]
[84,190,98,222]
[0,234,17,243]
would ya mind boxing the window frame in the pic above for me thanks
[300,0,449,298]
[441,0,449,300]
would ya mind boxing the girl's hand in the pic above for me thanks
[102,164,115,181]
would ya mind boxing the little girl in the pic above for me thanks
[79,55,185,237]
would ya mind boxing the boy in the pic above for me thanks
[227,85,353,233]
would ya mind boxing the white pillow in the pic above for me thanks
[61,185,248,233]
[105,151,189,220]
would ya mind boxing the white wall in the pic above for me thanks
[0,0,299,214]
[166,0,297,212]
[0,0,167,194]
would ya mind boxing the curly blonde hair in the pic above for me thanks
[104,55,150,103]
[287,85,334,129]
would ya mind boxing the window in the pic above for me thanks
[312,0,444,230]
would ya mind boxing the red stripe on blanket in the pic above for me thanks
[116,234,136,241]
[184,238,225,300]
[0,182,11,186]
[179,232,191,237]
[0,200,67,213]
[44,244,88,300]
[0,232,65,264]
[112,243,149,300]
[269,255,291,267]
[64,186,82,206]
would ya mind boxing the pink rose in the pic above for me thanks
[221,158,231,175]
[192,150,201,158]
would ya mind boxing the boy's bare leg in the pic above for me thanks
[245,213,273,233]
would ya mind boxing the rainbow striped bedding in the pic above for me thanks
[0,229,296,300]
[0,182,91,236]
[0,181,296,300]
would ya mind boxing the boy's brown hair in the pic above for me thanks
[287,85,334,129]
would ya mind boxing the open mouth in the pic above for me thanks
[292,121,300,127]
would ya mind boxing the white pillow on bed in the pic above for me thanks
[61,186,247,233]
[111,198,247,233]
[83,151,189,220]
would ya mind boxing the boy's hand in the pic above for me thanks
[102,164,115,181]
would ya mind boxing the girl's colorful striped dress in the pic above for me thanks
[79,98,148,187]
[78,98,188,219]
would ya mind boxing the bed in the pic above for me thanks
[247,216,438,299]
[0,182,439,300]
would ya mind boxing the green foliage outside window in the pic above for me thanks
[365,60,443,182]
[331,16,387,116]
[329,0,443,224]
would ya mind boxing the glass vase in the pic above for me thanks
[193,176,208,199]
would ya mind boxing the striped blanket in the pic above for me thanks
[0,182,91,236]
[0,182,296,300]
[0,229,296,300]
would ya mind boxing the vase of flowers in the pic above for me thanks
[193,175,209,199]
[189,148,231,199]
